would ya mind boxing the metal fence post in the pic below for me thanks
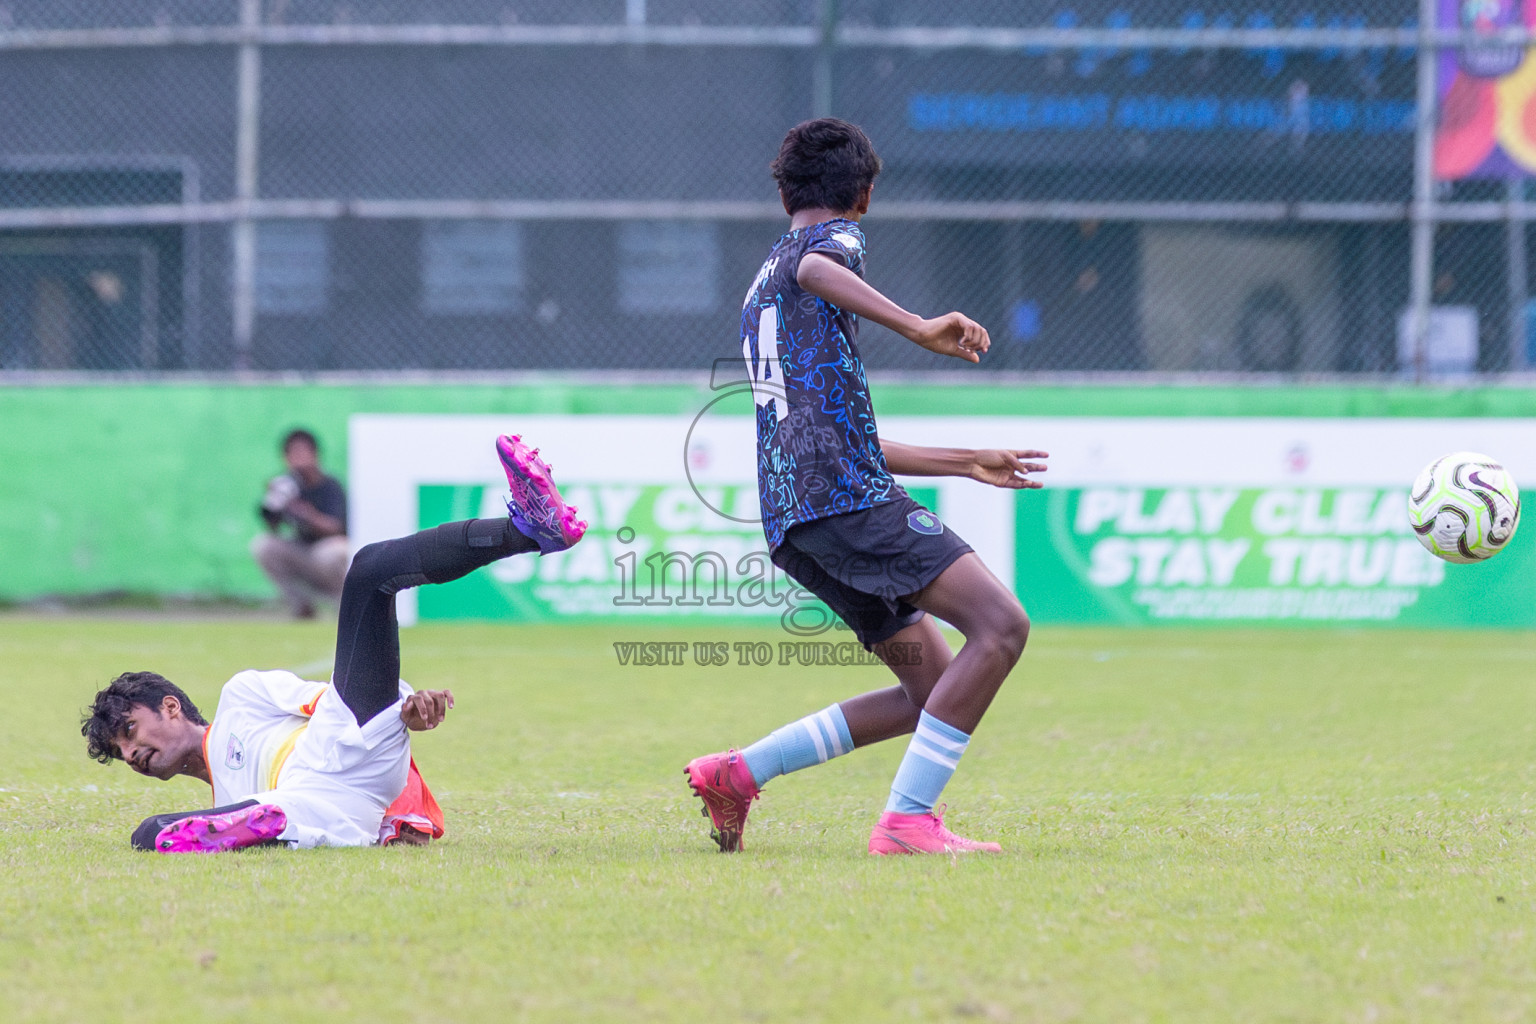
[813,0,838,118]
[1408,0,1437,384]
[231,0,262,371]
[1509,177,1528,371]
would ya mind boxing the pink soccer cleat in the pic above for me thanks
[154,803,288,854]
[496,434,588,555]
[684,749,760,853]
[868,806,1002,856]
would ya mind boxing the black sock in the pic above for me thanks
[332,518,540,728]
[419,518,537,585]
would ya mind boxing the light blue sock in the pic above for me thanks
[885,710,971,814]
[740,704,855,788]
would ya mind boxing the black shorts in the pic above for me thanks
[771,495,973,650]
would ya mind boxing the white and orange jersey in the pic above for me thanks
[203,670,444,847]
[204,669,331,804]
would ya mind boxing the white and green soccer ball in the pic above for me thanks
[1407,451,1522,564]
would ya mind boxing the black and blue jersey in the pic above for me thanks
[740,218,898,550]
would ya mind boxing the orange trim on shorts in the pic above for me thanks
[383,758,446,839]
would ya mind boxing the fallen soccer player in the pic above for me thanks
[80,434,586,853]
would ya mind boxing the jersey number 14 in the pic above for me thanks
[744,305,789,422]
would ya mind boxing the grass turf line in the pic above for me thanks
[2,617,1533,1022]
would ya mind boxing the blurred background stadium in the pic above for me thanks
[13,12,1536,1020]
[1,0,1523,377]
[7,1,1536,611]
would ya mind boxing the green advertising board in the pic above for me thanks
[1017,486,1536,627]
[335,410,1536,629]
[7,379,1536,626]
[416,481,1536,629]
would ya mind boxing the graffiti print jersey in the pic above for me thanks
[741,219,898,549]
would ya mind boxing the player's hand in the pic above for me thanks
[401,689,454,731]
[910,312,990,363]
[969,449,1049,489]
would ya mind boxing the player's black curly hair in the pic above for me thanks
[81,671,206,764]
[770,118,883,215]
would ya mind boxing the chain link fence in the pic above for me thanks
[0,1,1528,378]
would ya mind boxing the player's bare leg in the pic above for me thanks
[902,553,1028,733]
[837,615,952,745]
[868,553,1027,855]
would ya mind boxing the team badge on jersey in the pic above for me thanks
[907,509,944,536]
[225,734,246,771]
[830,231,862,253]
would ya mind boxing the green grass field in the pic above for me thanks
[3,615,1534,1023]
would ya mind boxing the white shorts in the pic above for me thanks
[252,685,411,848]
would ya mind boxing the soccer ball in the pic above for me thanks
[1407,451,1521,563]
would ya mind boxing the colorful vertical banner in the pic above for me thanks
[1435,0,1536,178]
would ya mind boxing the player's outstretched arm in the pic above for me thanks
[400,689,454,731]
[796,253,989,363]
[880,438,1048,489]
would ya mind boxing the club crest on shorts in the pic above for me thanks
[907,509,944,536]
[225,734,246,771]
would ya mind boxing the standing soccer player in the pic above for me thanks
[684,118,1048,856]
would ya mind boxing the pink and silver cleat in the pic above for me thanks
[496,434,588,555]
[868,805,1002,856]
[154,803,288,854]
[684,749,760,853]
